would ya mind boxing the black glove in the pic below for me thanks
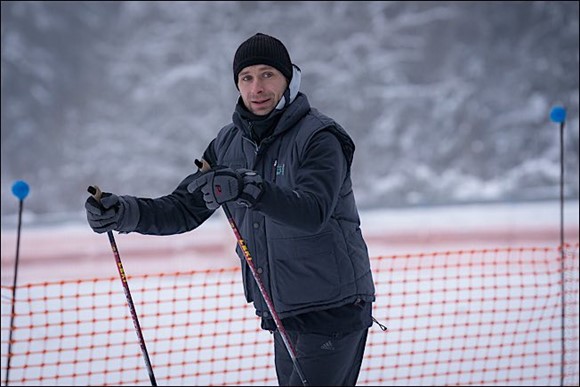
[85,192,140,234]
[187,166,263,210]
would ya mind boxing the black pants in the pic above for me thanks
[273,328,369,386]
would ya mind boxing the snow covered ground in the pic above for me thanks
[1,200,578,284]
[1,200,578,386]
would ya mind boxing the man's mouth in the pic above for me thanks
[252,99,270,106]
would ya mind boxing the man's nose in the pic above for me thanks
[251,78,264,94]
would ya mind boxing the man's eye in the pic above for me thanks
[263,72,273,78]
[242,75,252,82]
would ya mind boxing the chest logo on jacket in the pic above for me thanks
[276,163,285,176]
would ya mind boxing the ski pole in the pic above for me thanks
[87,186,157,386]
[4,180,30,387]
[195,159,309,386]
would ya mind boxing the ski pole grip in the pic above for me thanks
[87,185,103,203]
[194,158,211,173]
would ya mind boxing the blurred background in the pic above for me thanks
[1,5,579,384]
[1,1,579,226]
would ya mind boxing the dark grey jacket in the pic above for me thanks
[132,93,375,319]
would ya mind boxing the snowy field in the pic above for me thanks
[1,200,579,284]
[1,200,579,386]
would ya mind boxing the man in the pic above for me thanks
[86,32,377,386]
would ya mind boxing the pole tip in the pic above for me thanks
[11,180,30,200]
[550,106,566,123]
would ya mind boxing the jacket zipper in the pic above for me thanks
[248,122,259,154]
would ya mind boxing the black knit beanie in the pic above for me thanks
[233,33,293,87]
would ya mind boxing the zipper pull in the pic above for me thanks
[273,160,278,181]
[372,316,388,331]
[248,121,259,153]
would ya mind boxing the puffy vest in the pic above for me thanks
[214,94,375,318]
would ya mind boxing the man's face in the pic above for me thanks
[237,64,288,116]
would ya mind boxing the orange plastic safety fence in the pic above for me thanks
[1,245,578,386]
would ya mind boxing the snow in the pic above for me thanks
[0,201,578,386]
[1,200,578,284]
[1,2,579,384]
[1,1,579,217]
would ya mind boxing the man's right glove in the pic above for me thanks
[186,166,264,210]
[85,192,140,234]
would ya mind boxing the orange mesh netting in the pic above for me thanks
[1,244,578,386]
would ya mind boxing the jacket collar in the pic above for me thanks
[233,92,311,142]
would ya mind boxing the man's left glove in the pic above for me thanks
[85,192,140,234]
[187,166,264,210]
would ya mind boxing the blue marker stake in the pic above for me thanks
[550,106,567,251]
[5,180,30,387]
[550,106,567,387]
[11,180,30,201]
[550,105,566,253]
[550,106,567,124]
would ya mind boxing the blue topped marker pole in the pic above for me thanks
[550,106,567,254]
[549,106,567,387]
[5,180,30,387]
